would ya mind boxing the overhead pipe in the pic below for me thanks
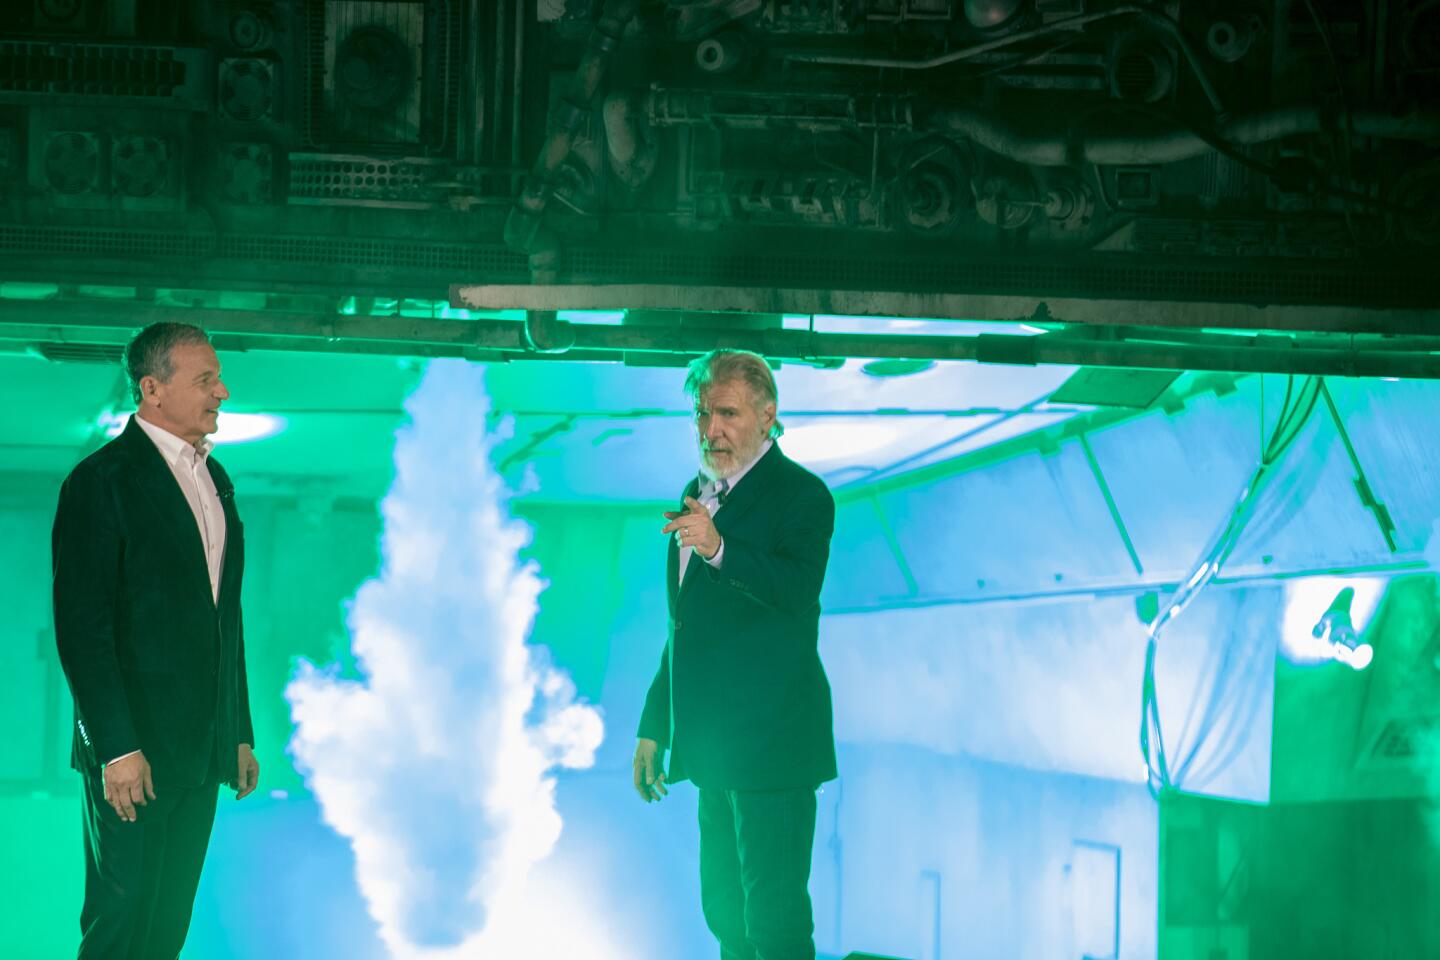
[781,4,1227,117]
[644,87,916,132]
[522,308,576,353]
[823,558,1433,616]
[640,83,1440,167]
[503,0,642,283]
[922,103,1440,167]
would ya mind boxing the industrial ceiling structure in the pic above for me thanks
[7,0,1437,621]
[0,0,1435,370]
[4,7,1440,956]
[0,0,1437,500]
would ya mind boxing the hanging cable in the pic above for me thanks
[1140,376,1322,797]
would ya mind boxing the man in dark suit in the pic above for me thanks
[53,321,259,959]
[636,349,837,960]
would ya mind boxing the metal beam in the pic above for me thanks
[2,300,1438,377]
[1079,433,1145,577]
[822,557,1433,615]
[453,283,1440,335]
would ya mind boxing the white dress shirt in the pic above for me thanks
[678,439,772,585]
[136,415,228,603]
[107,417,228,768]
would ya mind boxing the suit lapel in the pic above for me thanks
[711,442,781,539]
[119,418,211,600]
[673,445,785,603]
[208,456,242,611]
[671,476,702,606]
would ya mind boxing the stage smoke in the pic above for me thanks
[286,360,606,958]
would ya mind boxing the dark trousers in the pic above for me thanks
[698,786,819,960]
[77,769,219,960]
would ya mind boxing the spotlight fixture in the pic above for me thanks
[1312,587,1374,671]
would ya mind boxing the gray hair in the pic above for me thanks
[123,321,212,404]
[683,349,784,439]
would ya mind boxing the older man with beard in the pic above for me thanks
[635,348,838,960]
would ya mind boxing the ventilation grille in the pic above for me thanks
[288,153,441,205]
[1135,218,1354,259]
[0,225,528,275]
[303,0,458,154]
[1113,53,1158,99]
[0,225,210,258]
[0,41,206,105]
[35,342,125,364]
[217,235,526,272]
[302,0,325,146]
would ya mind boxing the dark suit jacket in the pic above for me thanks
[638,442,838,791]
[52,415,253,789]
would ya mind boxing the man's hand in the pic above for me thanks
[632,738,668,803]
[103,752,155,823]
[235,744,260,800]
[662,497,721,559]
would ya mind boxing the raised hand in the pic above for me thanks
[662,497,721,559]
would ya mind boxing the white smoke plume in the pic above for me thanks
[286,360,606,957]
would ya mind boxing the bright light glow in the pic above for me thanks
[212,412,286,444]
[416,869,628,960]
[780,313,1049,336]
[99,411,285,444]
[558,310,625,325]
[1281,576,1386,667]
[1332,641,1374,671]
[77,285,138,300]
[286,361,605,958]
[781,418,918,468]
[0,281,59,300]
